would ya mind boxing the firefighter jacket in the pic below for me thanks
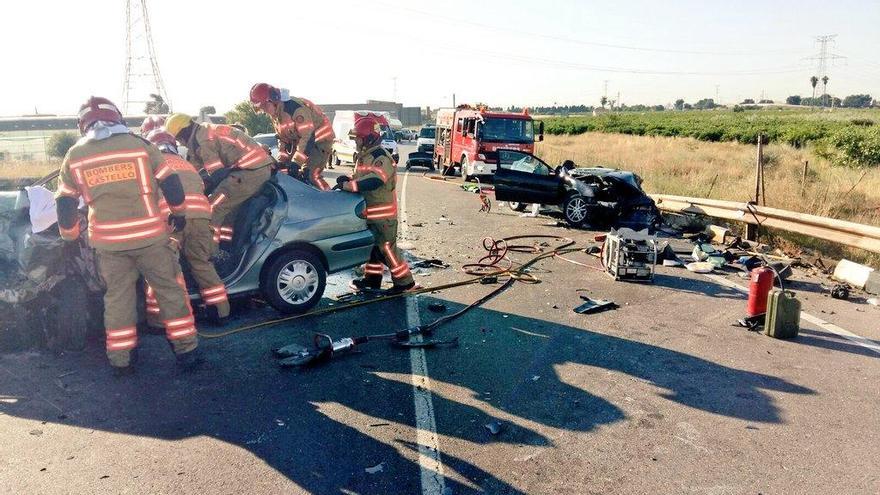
[272,97,334,166]
[56,133,179,252]
[185,124,272,180]
[349,144,397,223]
[155,152,212,220]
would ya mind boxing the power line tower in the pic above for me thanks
[804,35,845,108]
[122,0,170,115]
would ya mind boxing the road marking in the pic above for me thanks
[704,273,880,356]
[400,169,446,494]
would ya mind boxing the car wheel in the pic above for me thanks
[508,201,527,212]
[263,250,327,314]
[461,156,471,182]
[563,194,590,228]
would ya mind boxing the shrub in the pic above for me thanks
[46,132,78,158]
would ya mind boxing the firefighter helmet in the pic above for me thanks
[145,129,178,153]
[77,96,123,135]
[164,113,193,138]
[249,83,281,106]
[140,115,165,136]
[350,115,382,144]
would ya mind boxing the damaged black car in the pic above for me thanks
[493,149,661,231]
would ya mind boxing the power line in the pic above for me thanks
[372,1,809,56]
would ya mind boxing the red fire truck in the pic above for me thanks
[434,105,543,181]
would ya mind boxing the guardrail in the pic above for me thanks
[650,194,880,254]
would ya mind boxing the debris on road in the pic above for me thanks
[686,262,714,274]
[867,297,879,307]
[364,462,385,474]
[428,302,447,313]
[574,297,618,314]
[832,259,877,292]
[602,228,657,281]
[830,284,850,300]
[484,420,503,436]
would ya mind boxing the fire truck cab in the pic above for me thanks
[434,106,543,181]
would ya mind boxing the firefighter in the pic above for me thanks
[145,129,230,326]
[249,83,334,190]
[140,115,165,136]
[55,97,198,374]
[164,113,272,247]
[337,115,416,294]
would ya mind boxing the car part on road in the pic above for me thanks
[601,228,657,282]
[573,297,618,314]
[830,283,850,300]
[686,262,715,273]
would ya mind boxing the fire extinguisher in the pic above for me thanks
[747,267,774,316]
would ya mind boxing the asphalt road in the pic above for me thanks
[1,144,878,494]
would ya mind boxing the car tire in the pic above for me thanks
[508,201,527,212]
[262,249,327,314]
[563,193,591,228]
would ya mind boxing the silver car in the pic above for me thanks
[5,170,373,315]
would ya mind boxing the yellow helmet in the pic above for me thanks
[164,113,193,138]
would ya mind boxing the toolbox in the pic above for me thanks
[764,289,800,339]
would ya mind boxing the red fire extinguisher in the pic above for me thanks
[747,267,775,316]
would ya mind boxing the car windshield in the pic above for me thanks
[419,127,436,139]
[480,118,534,143]
[253,135,277,147]
[381,126,395,142]
[498,150,551,175]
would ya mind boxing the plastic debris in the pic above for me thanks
[686,262,714,273]
[365,463,385,474]
[574,297,618,314]
[485,421,503,435]
[830,284,850,300]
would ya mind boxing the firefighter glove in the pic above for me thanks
[332,175,351,191]
[169,214,186,233]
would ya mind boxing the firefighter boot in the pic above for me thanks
[206,304,229,327]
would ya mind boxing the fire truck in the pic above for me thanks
[434,105,543,181]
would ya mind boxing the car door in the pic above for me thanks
[493,149,564,205]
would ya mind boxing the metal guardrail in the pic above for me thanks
[650,194,880,254]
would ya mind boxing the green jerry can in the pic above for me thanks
[765,289,800,339]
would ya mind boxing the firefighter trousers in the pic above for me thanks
[303,141,331,191]
[146,218,229,326]
[362,220,414,288]
[98,240,197,368]
[209,166,271,242]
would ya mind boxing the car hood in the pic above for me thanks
[568,167,644,190]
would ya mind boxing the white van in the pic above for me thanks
[331,110,400,166]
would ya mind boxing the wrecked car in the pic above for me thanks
[493,149,661,231]
[0,169,374,351]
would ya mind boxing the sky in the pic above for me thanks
[0,0,878,116]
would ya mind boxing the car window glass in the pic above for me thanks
[498,150,550,175]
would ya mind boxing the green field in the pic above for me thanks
[544,108,880,168]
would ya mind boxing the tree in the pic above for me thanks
[652,105,665,112]
[144,93,169,114]
[741,98,755,104]
[674,99,685,111]
[693,98,717,110]
[224,101,272,135]
[199,105,216,115]
[758,99,774,104]
[600,96,607,109]
[46,131,78,158]
[842,94,873,108]
[786,95,802,105]
[683,103,693,110]
[821,76,829,107]
[810,76,819,106]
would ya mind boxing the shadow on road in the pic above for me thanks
[0,288,816,494]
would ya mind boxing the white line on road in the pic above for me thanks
[400,169,446,495]
[704,273,880,356]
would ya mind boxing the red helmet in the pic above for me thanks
[145,129,176,148]
[249,83,281,106]
[140,115,165,136]
[77,96,123,134]
[351,115,381,143]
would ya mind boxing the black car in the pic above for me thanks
[493,149,660,231]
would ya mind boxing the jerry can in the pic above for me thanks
[765,289,800,339]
